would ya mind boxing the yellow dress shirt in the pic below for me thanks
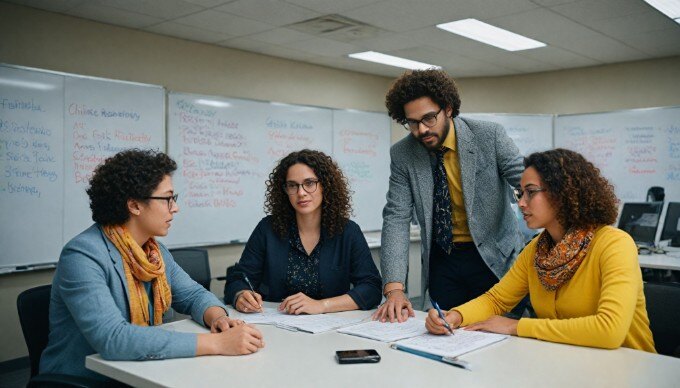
[440,123,472,242]
[454,226,656,352]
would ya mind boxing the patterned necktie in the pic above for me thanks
[432,148,454,254]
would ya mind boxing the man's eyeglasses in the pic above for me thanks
[403,108,442,131]
[145,194,179,210]
[284,179,319,195]
[513,187,546,202]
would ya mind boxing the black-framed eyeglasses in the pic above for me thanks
[284,179,319,195]
[145,194,179,210]
[403,108,443,131]
[513,187,546,202]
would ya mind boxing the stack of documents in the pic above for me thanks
[230,307,364,334]
[338,319,428,342]
[392,330,507,359]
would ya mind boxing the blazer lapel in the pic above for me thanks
[455,117,477,214]
[99,225,130,302]
[409,136,434,241]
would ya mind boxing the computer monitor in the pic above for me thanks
[660,202,680,248]
[617,202,663,246]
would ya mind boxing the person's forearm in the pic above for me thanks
[321,294,359,313]
[202,306,228,327]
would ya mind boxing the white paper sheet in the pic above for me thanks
[338,319,428,342]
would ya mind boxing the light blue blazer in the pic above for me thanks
[40,224,225,380]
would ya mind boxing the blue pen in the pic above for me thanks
[430,298,455,335]
[242,274,262,311]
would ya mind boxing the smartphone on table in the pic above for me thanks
[335,349,381,364]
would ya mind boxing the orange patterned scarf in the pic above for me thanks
[103,225,171,326]
[534,227,595,291]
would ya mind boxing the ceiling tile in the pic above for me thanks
[283,0,384,15]
[93,0,204,20]
[587,11,680,40]
[4,0,86,12]
[145,21,232,43]
[528,0,578,6]
[549,0,650,24]
[217,37,317,61]
[182,0,235,7]
[173,9,272,35]
[216,0,321,26]
[519,46,601,68]
[67,2,164,28]
[342,0,540,33]
[284,37,362,56]
[352,32,424,52]
[246,28,316,45]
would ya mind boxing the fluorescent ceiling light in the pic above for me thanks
[348,51,440,70]
[195,99,231,108]
[644,0,680,19]
[437,19,546,51]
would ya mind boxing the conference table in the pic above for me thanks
[638,252,680,271]
[86,303,680,388]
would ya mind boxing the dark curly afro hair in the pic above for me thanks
[265,149,352,238]
[524,148,618,231]
[385,69,461,125]
[87,149,177,225]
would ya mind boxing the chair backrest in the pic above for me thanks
[16,284,52,377]
[169,248,211,290]
[644,282,680,357]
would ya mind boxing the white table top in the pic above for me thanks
[86,304,680,388]
[638,252,680,271]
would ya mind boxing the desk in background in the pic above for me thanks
[86,304,680,388]
[638,253,680,271]
[364,230,422,299]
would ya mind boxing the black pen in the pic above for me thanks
[242,274,262,312]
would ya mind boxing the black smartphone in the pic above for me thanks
[335,349,381,364]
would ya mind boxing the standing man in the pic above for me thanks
[373,69,524,322]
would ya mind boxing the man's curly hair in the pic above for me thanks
[385,69,462,124]
[265,149,352,238]
[524,148,618,231]
[87,149,177,225]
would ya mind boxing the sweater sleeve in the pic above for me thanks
[516,232,639,349]
[454,245,532,325]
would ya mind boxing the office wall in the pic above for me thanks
[2,2,680,363]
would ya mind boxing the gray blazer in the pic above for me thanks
[40,224,226,380]
[380,117,524,308]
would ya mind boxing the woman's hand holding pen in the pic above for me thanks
[198,325,265,356]
[279,292,324,315]
[426,309,462,335]
[235,290,263,313]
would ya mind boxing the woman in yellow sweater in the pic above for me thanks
[426,148,655,352]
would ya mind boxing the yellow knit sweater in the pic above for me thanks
[454,226,655,352]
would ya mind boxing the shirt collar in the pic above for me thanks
[441,119,457,152]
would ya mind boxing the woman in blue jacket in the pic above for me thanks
[225,149,382,314]
[40,149,263,381]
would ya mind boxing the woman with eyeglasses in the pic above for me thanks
[425,148,655,352]
[41,149,264,382]
[225,149,382,315]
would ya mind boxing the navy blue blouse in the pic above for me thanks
[224,216,382,310]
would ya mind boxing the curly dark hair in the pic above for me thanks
[87,149,177,225]
[524,148,618,230]
[265,149,352,238]
[385,69,462,124]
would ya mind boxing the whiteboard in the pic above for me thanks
[0,66,64,268]
[460,113,554,156]
[333,110,390,231]
[165,93,334,247]
[0,64,165,270]
[555,107,680,203]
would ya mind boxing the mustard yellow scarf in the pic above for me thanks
[104,225,171,326]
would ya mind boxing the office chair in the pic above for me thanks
[17,285,103,387]
[644,282,680,357]
[646,186,665,202]
[168,248,212,290]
